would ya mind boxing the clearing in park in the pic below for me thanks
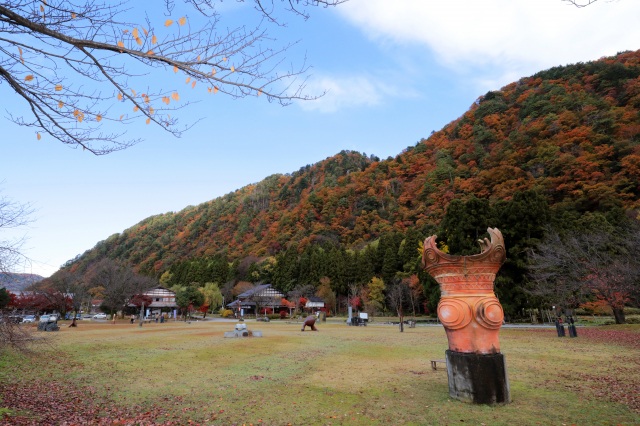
[1,319,638,425]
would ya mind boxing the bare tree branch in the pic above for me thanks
[251,0,348,25]
[562,0,599,6]
[528,226,640,323]
[0,189,34,273]
[0,0,342,154]
[562,0,619,7]
[85,258,156,313]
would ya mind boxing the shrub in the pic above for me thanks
[279,310,288,319]
[260,307,273,315]
[220,309,234,318]
[580,300,613,315]
[625,315,640,324]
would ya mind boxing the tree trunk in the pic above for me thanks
[612,307,626,324]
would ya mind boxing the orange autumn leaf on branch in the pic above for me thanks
[165,19,173,27]
[55,84,62,91]
[178,17,187,26]
[24,74,34,81]
[171,92,180,101]
[73,109,84,122]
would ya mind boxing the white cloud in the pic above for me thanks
[299,74,410,113]
[337,0,640,88]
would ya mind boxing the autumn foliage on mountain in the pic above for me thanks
[62,50,640,315]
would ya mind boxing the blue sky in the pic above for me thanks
[3,0,640,277]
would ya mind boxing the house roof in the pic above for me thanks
[305,296,325,308]
[237,284,284,299]
[227,300,256,308]
[143,286,176,297]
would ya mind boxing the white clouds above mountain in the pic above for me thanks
[336,0,640,90]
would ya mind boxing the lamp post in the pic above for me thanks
[139,302,145,327]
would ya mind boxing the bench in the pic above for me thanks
[430,359,446,370]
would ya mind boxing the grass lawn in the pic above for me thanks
[1,319,639,425]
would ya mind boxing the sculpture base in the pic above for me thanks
[445,350,510,405]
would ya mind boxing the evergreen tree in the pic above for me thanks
[0,287,10,309]
[381,246,399,285]
[272,248,299,293]
[439,197,494,255]
[494,189,552,317]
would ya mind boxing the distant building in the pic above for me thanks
[143,286,178,310]
[305,296,325,312]
[227,284,286,315]
[127,287,177,315]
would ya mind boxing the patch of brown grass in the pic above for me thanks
[1,321,638,425]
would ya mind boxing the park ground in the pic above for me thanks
[1,319,639,425]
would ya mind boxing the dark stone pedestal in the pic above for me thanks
[445,350,510,404]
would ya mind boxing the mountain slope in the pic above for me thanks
[0,273,44,292]
[68,50,640,277]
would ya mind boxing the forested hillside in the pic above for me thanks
[0,273,43,292]
[60,50,640,317]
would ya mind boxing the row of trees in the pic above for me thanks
[3,258,227,321]
[6,259,153,317]
[5,186,636,325]
[160,189,640,323]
